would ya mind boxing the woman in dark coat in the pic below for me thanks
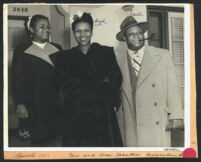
[12,15,63,146]
[56,13,123,147]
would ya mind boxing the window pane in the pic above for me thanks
[168,12,184,109]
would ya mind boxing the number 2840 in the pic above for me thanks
[13,7,28,13]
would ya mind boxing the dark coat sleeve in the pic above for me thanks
[12,45,27,105]
[53,51,73,110]
[96,47,123,108]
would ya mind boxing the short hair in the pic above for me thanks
[29,15,49,29]
[72,12,93,31]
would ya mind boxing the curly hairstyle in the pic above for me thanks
[72,12,93,32]
[24,15,49,38]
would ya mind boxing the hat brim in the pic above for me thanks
[116,22,148,41]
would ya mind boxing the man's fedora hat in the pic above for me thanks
[116,16,147,41]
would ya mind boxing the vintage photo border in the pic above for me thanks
[3,3,197,159]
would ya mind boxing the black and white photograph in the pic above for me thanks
[3,3,194,159]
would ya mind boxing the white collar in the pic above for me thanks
[127,46,145,56]
[32,41,48,49]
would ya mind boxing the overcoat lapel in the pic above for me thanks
[25,43,59,67]
[117,51,135,119]
[136,46,162,88]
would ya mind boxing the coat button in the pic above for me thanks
[154,102,157,106]
[152,84,155,87]
[156,121,160,125]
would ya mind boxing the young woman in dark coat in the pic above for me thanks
[56,13,123,147]
[12,15,63,146]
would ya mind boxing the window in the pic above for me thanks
[168,12,184,109]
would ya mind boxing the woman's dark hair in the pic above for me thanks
[24,14,49,38]
[72,12,93,31]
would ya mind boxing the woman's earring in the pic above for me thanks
[29,27,34,34]
[29,27,34,38]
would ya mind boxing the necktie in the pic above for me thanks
[133,52,141,76]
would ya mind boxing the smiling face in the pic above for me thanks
[124,25,145,51]
[73,22,92,47]
[30,18,50,43]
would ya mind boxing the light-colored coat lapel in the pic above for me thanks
[25,43,59,67]
[136,46,162,88]
[116,50,135,118]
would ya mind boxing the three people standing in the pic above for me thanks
[12,12,184,147]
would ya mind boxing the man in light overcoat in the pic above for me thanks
[115,16,184,147]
